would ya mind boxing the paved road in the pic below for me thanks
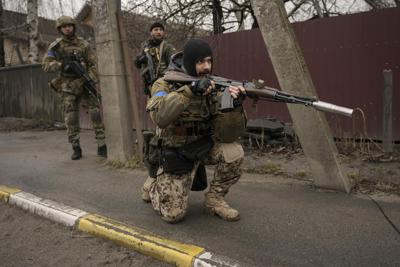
[1,131,399,266]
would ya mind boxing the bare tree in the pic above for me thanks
[364,0,397,8]
[123,0,398,37]
[27,0,39,63]
[212,0,224,34]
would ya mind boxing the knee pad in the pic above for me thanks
[220,142,244,163]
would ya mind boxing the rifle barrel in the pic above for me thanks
[312,101,353,117]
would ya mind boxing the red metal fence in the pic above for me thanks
[134,7,399,140]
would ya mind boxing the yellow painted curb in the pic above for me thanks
[78,214,205,267]
[0,185,21,202]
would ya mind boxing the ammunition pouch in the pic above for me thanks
[62,78,85,95]
[178,135,214,161]
[161,135,214,174]
[161,148,194,174]
[213,108,247,143]
[143,131,160,178]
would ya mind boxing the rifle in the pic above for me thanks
[62,54,101,105]
[164,71,353,117]
[140,47,156,94]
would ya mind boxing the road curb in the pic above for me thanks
[0,184,240,267]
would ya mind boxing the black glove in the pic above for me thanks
[190,77,212,95]
[134,54,147,68]
[62,60,75,74]
[233,93,246,107]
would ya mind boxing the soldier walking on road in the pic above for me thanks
[146,38,247,223]
[134,22,176,202]
[42,16,107,160]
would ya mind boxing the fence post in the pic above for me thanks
[383,69,393,152]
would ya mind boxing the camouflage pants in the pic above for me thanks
[62,90,105,146]
[149,142,243,223]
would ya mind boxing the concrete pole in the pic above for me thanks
[116,11,144,161]
[93,0,134,161]
[382,69,393,153]
[250,0,351,192]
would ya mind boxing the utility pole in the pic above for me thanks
[92,0,134,161]
[27,0,39,63]
[250,0,351,192]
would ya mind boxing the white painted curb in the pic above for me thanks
[3,187,242,267]
[9,191,87,227]
[194,251,241,267]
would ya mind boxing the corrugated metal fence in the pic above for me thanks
[206,7,400,140]
[0,64,63,121]
[134,7,400,140]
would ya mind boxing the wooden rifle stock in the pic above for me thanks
[164,71,353,117]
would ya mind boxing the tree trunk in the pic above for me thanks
[0,0,5,67]
[212,0,224,34]
[27,0,39,63]
[312,0,324,18]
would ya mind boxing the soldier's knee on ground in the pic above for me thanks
[160,208,187,224]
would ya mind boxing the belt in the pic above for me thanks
[173,126,211,136]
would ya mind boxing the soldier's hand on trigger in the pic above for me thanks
[228,85,246,99]
[134,54,147,68]
[229,85,246,107]
[190,78,215,96]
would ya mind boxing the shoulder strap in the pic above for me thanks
[155,40,165,78]
[49,38,62,50]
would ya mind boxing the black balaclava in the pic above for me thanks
[183,38,212,77]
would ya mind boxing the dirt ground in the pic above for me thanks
[0,201,168,267]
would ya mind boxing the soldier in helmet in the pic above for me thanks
[146,38,247,223]
[42,16,107,160]
[134,21,176,202]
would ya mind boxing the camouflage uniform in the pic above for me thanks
[146,52,246,223]
[42,16,105,149]
[135,38,176,94]
[135,29,176,201]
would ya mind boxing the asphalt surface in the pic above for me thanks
[1,130,400,266]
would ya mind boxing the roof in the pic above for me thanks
[75,3,92,22]
[1,10,94,46]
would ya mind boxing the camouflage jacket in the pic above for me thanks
[42,35,97,80]
[146,53,220,147]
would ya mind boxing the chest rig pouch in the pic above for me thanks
[161,135,214,174]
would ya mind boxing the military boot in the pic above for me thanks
[71,145,82,160]
[141,176,156,203]
[204,193,240,221]
[97,145,107,157]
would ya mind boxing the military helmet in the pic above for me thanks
[56,16,76,29]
